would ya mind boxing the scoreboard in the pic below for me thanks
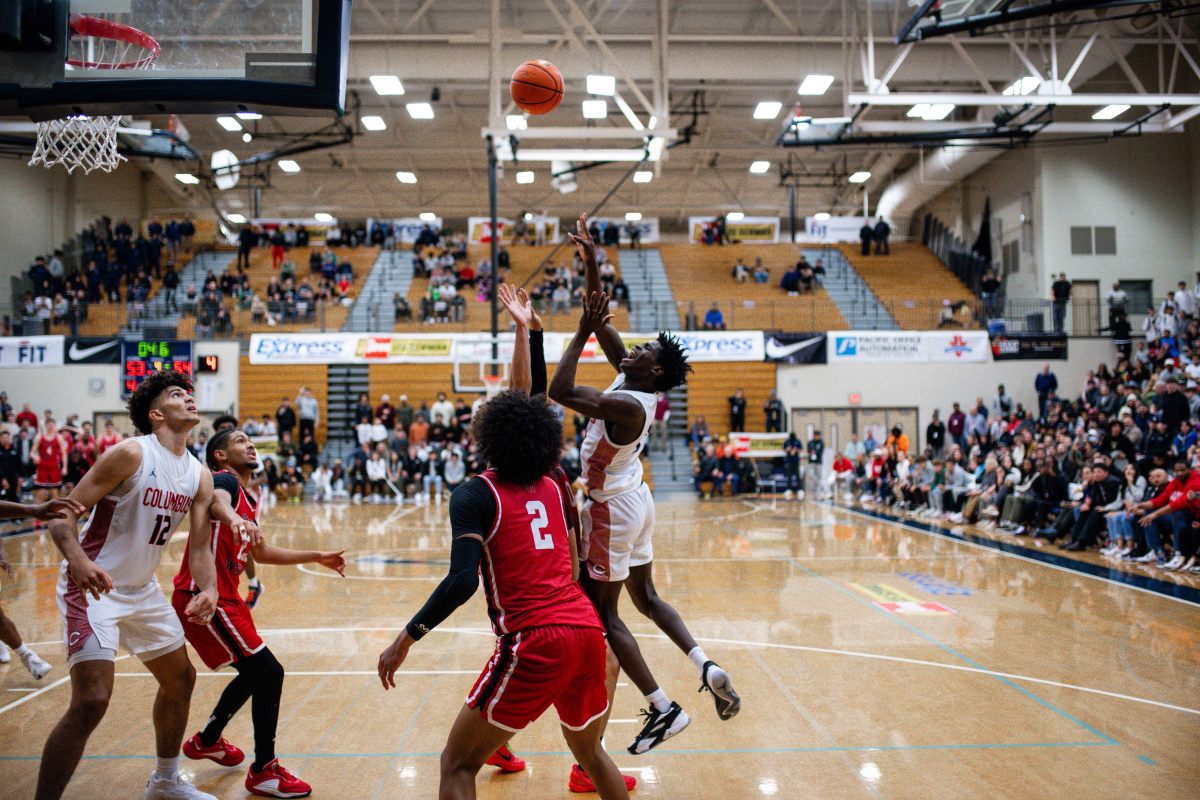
[121,340,194,398]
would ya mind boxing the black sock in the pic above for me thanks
[201,670,254,746]
[249,649,285,772]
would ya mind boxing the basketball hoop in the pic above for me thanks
[28,14,161,174]
[482,374,505,400]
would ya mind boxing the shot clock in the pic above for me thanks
[121,340,194,399]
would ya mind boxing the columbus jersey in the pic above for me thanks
[579,373,657,502]
[174,470,256,603]
[457,469,602,636]
[65,434,202,588]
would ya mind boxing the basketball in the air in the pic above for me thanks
[510,59,564,115]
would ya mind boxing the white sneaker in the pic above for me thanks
[1119,546,1132,557]
[1100,545,1117,556]
[20,649,51,680]
[143,773,216,800]
[783,490,794,499]
[1133,552,1159,563]
[0,642,9,663]
[797,490,806,500]
[1165,554,1184,570]
[351,494,362,505]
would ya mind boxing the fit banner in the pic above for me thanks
[989,333,1069,361]
[0,335,63,367]
[763,332,826,364]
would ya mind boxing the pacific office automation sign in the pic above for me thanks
[828,331,991,363]
[249,331,766,365]
[0,335,64,367]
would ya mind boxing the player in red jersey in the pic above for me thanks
[209,414,265,609]
[31,418,68,503]
[378,388,630,800]
[173,428,345,799]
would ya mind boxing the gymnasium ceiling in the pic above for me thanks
[100,1,1200,221]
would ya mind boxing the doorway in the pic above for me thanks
[790,406,921,458]
[1072,279,1100,336]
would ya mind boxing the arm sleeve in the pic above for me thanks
[530,329,547,397]
[212,471,240,505]
[403,479,496,641]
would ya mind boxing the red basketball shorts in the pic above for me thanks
[171,591,264,670]
[466,625,608,733]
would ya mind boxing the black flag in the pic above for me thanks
[972,197,992,262]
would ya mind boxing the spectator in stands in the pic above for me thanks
[728,388,747,432]
[376,394,396,429]
[704,302,726,331]
[780,264,800,294]
[782,432,804,498]
[296,387,320,442]
[926,411,946,459]
[763,391,785,433]
[277,460,304,503]
[797,262,815,293]
[297,433,320,474]
[651,392,670,453]
[947,402,967,451]
[693,444,721,498]
[753,258,770,284]
[430,393,455,429]
[275,397,296,442]
[873,218,891,255]
[806,430,825,496]
[688,415,710,449]
[980,270,1002,319]
[395,395,415,432]
[684,301,699,331]
[1051,273,1072,333]
[859,221,874,256]
[732,259,748,283]
[885,425,909,456]
[276,432,296,462]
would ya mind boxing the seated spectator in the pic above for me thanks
[703,302,726,331]
[753,258,770,284]
[394,293,413,321]
[780,266,800,294]
[731,259,748,283]
[797,264,815,293]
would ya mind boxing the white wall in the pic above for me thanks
[776,338,1114,450]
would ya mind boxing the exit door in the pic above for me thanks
[790,407,921,457]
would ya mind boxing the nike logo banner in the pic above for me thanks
[763,332,826,364]
[65,338,121,364]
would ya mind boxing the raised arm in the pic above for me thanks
[498,282,533,394]
[0,497,85,521]
[568,213,626,369]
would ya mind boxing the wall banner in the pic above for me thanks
[467,216,561,244]
[687,216,781,244]
[828,331,990,363]
[729,432,791,458]
[0,335,64,367]
[804,216,874,243]
[763,332,826,364]
[989,333,1069,361]
[65,337,122,364]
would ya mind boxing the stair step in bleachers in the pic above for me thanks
[344,250,414,332]
[835,242,976,330]
[238,356,329,446]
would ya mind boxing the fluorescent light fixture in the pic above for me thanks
[848,171,871,183]
[1093,104,1130,120]
[500,148,659,162]
[625,212,642,221]
[907,103,931,118]
[797,74,835,96]
[241,132,252,143]
[314,212,334,223]
[505,114,528,131]
[648,115,657,129]
[922,103,955,120]
[227,213,247,224]
[1003,77,1040,96]
[175,173,200,185]
[726,212,745,221]
[277,160,300,173]
[369,75,405,95]
[396,170,417,184]
[406,102,434,119]
[418,212,438,222]
[633,170,653,183]
[361,115,387,131]
[749,160,771,174]
[586,74,616,96]
[235,112,261,120]
[216,116,242,132]
[814,212,831,221]
[582,99,608,119]
[753,101,783,120]
[515,170,535,184]
[524,212,533,221]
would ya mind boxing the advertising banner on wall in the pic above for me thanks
[729,432,791,458]
[828,331,990,363]
[804,216,873,243]
[763,332,827,364]
[687,216,781,243]
[0,335,64,367]
[989,333,1069,360]
[64,337,122,364]
[249,218,337,245]
[587,217,661,244]
[467,216,561,244]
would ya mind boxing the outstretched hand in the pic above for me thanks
[497,282,533,328]
[578,291,614,335]
[32,497,87,520]
[317,549,347,576]
[567,213,597,267]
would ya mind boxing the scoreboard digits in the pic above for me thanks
[121,340,194,399]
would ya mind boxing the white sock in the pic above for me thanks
[14,644,31,657]
[247,577,261,589]
[645,688,671,714]
[154,756,179,781]
[687,646,709,671]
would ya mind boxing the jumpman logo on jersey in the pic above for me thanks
[148,468,157,479]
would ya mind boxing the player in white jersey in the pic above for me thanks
[37,371,255,800]
[550,216,741,757]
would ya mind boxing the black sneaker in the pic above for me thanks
[699,661,741,720]
[627,702,690,755]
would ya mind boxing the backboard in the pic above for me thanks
[0,0,350,119]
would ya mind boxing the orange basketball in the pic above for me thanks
[510,59,564,115]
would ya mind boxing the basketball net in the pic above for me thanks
[482,374,505,400]
[29,15,160,174]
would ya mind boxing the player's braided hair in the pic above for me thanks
[127,370,193,435]
[471,390,562,485]
[206,428,238,471]
[653,331,693,392]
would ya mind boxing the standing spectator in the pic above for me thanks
[395,395,415,432]
[651,392,670,452]
[1105,281,1128,317]
[992,384,1014,417]
[161,263,179,312]
[376,394,396,429]
[1051,272,1072,333]
[947,402,967,451]
[180,214,195,253]
[728,388,747,433]
[763,391,785,433]
[625,220,641,249]
[859,221,874,256]
[164,215,181,261]
[806,430,825,496]
[296,386,320,442]
[270,227,287,270]
[1035,364,1059,417]
[0,430,19,502]
[237,224,256,270]
[980,270,1002,319]
[1175,280,1196,318]
[430,392,455,429]
[275,396,296,441]
[926,411,946,459]
[1100,309,1133,359]
[873,218,891,255]
[703,302,726,330]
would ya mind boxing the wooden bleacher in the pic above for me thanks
[70,247,203,337]
[686,362,779,436]
[835,242,977,329]
[237,356,329,445]
[656,244,848,330]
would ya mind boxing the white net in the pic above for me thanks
[29,115,126,174]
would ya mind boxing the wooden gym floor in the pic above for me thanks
[0,497,1196,799]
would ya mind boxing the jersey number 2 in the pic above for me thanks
[526,501,553,550]
[148,514,171,546]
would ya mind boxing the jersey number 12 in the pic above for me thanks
[148,514,171,546]
[526,501,553,550]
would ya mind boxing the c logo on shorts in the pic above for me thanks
[68,631,83,646]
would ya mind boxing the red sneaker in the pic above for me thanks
[568,763,637,793]
[485,745,526,773]
[245,759,312,798]
[182,732,244,766]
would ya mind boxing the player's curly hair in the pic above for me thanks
[127,371,193,435]
[653,331,693,392]
[471,390,562,485]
